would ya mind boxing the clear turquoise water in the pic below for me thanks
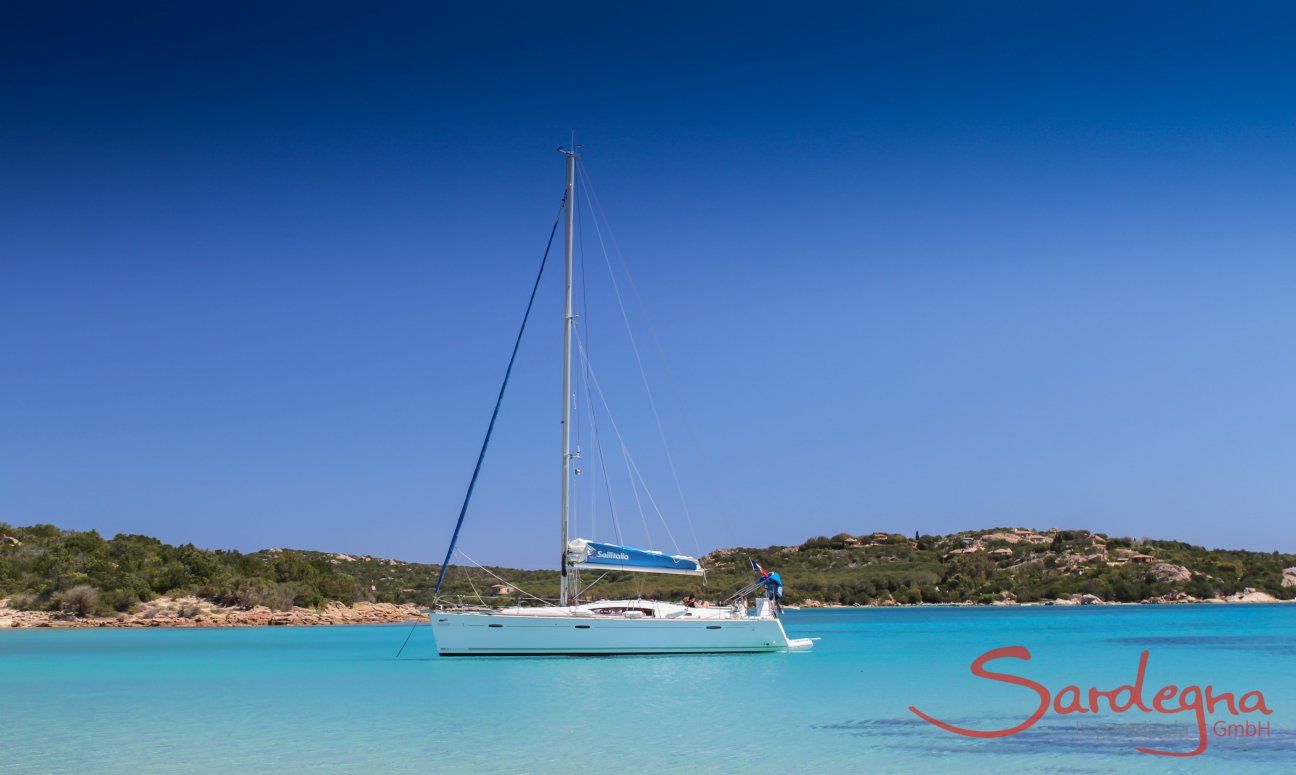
[2,605,1291,773]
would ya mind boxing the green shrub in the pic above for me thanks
[54,584,99,617]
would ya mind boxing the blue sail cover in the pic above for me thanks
[568,539,704,576]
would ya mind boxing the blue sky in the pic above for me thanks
[3,2,1294,565]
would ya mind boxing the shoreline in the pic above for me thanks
[793,586,1289,609]
[801,599,1295,609]
[5,595,1292,629]
[0,598,425,629]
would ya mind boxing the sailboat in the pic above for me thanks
[430,148,812,656]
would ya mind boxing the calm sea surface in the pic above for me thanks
[2,605,1292,773]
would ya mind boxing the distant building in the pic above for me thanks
[489,584,516,596]
[990,548,1014,557]
[1129,554,1155,564]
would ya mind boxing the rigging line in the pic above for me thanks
[432,194,565,598]
[578,341,652,549]
[455,548,556,607]
[575,272,623,546]
[394,619,419,659]
[463,570,488,608]
[576,335,683,555]
[620,419,653,549]
[580,363,598,542]
[576,572,609,598]
[620,434,683,555]
[575,207,625,547]
[582,357,624,544]
[585,347,653,552]
[587,382,597,541]
[580,162,726,558]
[576,191,598,543]
[585,233,720,562]
[577,161,703,560]
[580,161,706,558]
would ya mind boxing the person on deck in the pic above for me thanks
[762,571,784,614]
[682,594,697,608]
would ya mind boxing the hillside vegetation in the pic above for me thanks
[2,522,1294,616]
[0,524,370,616]
[711,529,1296,605]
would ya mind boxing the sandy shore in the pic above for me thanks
[0,597,425,629]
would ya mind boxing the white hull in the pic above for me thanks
[432,606,792,656]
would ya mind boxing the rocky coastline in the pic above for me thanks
[0,597,424,629]
[2,591,1289,628]
[796,586,1288,608]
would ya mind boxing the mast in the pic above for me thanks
[559,146,577,605]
